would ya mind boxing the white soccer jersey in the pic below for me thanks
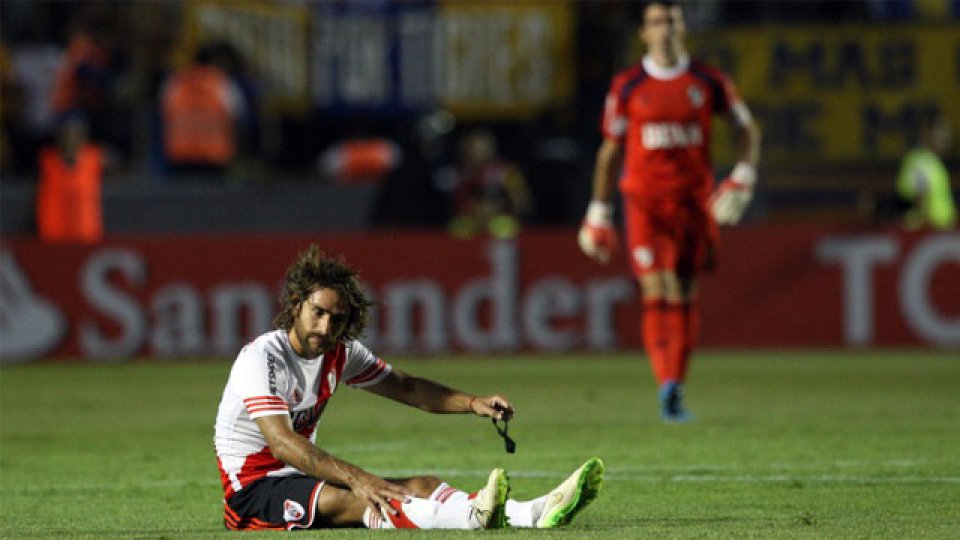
[214,329,391,499]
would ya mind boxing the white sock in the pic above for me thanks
[426,482,480,529]
[362,507,395,529]
[429,482,461,504]
[362,497,444,529]
[505,495,548,528]
[362,484,480,530]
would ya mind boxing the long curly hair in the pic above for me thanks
[273,245,372,342]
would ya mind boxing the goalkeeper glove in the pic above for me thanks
[710,162,757,226]
[578,201,619,264]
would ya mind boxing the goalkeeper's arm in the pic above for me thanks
[578,139,623,264]
[711,106,762,226]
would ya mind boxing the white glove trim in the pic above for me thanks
[730,162,757,187]
[585,201,612,225]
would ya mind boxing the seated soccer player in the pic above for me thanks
[214,245,604,530]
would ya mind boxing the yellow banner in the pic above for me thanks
[185,0,310,113]
[437,0,574,119]
[686,25,960,167]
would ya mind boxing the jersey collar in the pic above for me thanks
[642,53,690,80]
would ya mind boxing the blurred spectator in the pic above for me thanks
[4,38,62,175]
[896,115,956,230]
[207,41,262,161]
[48,15,129,161]
[49,23,111,118]
[36,113,104,243]
[436,129,531,239]
[160,44,247,179]
[319,138,402,184]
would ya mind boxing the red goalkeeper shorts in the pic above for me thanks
[622,195,718,279]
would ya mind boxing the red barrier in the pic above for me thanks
[1,226,957,361]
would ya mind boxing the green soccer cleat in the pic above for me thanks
[470,467,510,529]
[536,457,605,528]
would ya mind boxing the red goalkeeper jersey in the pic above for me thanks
[601,55,749,202]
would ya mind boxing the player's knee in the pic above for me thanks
[316,484,366,526]
[643,272,684,302]
[639,276,668,300]
[406,475,442,498]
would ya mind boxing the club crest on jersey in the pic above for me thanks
[687,85,705,108]
[633,246,654,269]
[283,499,305,522]
[327,371,338,394]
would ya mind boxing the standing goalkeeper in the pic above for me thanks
[578,0,761,421]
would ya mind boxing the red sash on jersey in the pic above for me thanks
[219,343,349,500]
[292,343,348,437]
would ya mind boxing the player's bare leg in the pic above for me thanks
[313,475,441,527]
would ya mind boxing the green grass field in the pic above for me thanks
[2,351,959,539]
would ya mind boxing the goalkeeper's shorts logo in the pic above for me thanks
[633,246,653,269]
[284,499,305,522]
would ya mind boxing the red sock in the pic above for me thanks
[642,300,669,384]
[661,303,684,383]
[386,499,419,529]
[678,301,699,382]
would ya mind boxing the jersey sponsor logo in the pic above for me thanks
[291,401,327,435]
[283,499,305,522]
[641,122,703,150]
[266,353,279,395]
[633,246,654,269]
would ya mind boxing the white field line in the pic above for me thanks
[2,469,958,495]
[377,470,960,484]
[325,451,940,470]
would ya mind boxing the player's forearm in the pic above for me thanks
[737,120,762,167]
[591,139,623,202]
[401,375,472,414]
[270,432,366,487]
[368,369,477,414]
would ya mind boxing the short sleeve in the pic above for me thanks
[715,70,753,127]
[601,73,630,140]
[342,341,393,388]
[230,344,290,419]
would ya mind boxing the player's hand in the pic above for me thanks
[710,162,757,226]
[578,201,619,264]
[348,470,415,520]
[469,394,514,421]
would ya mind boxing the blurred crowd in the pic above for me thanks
[1,0,956,234]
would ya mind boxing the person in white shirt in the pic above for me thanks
[214,245,604,530]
